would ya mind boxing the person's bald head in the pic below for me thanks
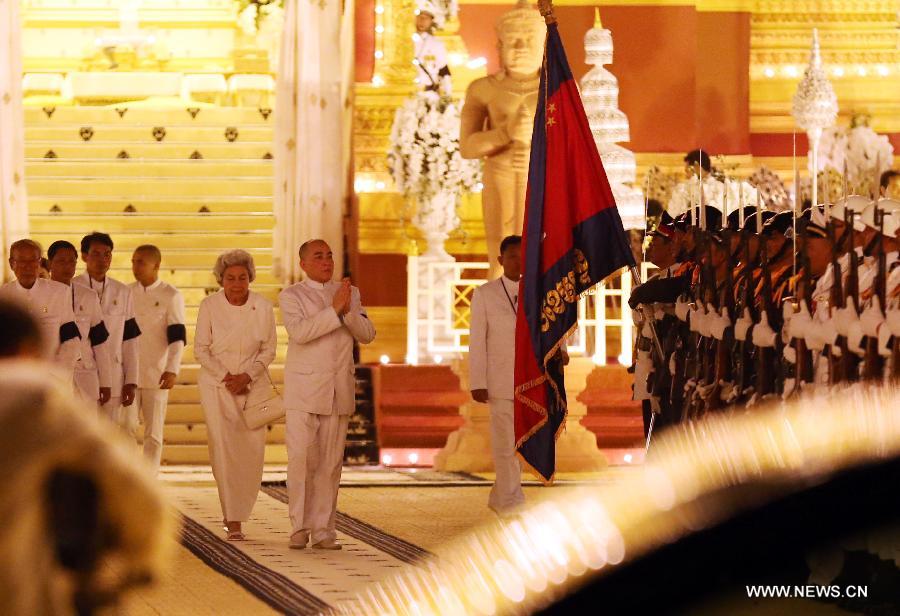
[299,240,335,283]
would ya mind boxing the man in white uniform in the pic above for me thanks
[0,240,80,380]
[74,232,141,436]
[280,240,376,550]
[47,240,113,408]
[130,245,186,472]
[414,0,452,97]
[469,235,525,513]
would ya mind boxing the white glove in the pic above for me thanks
[782,378,797,399]
[633,350,652,399]
[641,321,652,339]
[787,300,813,341]
[859,296,885,338]
[752,312,777,348]
[782,344,797,364]
[834,304,859,338]
[734,308,753,342]
[698,303,714,338]
[719,380,738,404]
[675,295,691,322]
[689,303,705,334]
[846,316,866,355]
[710,306,731,341]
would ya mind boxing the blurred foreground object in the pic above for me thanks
[0,359,171,615]
[340,384,900,614]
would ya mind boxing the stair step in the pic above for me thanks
[26,125,273,143]
[162,443,288,465]
[164,423,286,445]
[30,231,273,250]
[31,213,275,233]
[26,177,272,197]
[26,143,275,160]
[176,364,286,384]
[26,160,273,178]
[25,106,275,125]
[29,196,272,214]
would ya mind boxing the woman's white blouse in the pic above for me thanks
[194,290,276,384]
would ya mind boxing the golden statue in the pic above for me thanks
[459,0,544,272]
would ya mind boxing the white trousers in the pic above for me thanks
[488,399,525,513]
[285,411,349,543]
[73,369,100,408]
[136,388,169,473]
[101,395,138,440]
[200,375,266,522]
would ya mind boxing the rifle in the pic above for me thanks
[755,238,775,399]
[681,225,706,421]
[712,225,736,408]
[843,208,861,381]
[826,213,846,384]
[735,224,757,400]
[863,207,887,380]
[794,218,814,387]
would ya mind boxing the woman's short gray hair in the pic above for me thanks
[213,249,256,285]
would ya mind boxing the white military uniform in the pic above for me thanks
[0,278,80,382]
[413,31,451,96]
[279,279,376,544]
[68,282,113,406]
[468,275,525,513]
[74,273,141,434]
[131,279,186,472]
[194,290,276,522]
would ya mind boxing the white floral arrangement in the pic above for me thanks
[236,0,284,37]
[816,115,894,191]
[665,175,759,218]
[388,93,481,206]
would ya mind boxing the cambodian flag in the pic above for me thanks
[514,20,636,483]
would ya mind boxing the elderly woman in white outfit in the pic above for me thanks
[195,250,276,540]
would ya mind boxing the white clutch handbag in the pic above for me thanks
[242,369,284,430]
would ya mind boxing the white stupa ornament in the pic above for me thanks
[792,28,838,209]
[792,29,838,133]
[580,9,644,229]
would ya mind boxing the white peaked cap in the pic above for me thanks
[417,0,446,28]
[860,198,900,237]
[830,195,871,232]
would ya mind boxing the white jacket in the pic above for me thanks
[70,283,113,388]
[0,278,80,367]
[131,279,186,388]
[468,277,518,400]
[73,273,140,391]
[279,279,376,415]
[194,290,276,386]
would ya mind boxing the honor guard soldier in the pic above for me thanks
[75,232,141,436]
[0,239,80,382]
[47,240,113,408]
[130,245,186,472]
[414,0,452,97]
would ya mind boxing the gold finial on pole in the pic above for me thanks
[537,0,557,24]
[594,7,602,28]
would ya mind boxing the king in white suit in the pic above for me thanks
[469,235,526,513]
[280,240,376,550]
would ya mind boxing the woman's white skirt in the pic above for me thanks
[199,372,266,522]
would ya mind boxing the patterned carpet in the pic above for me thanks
[169,485,430,614]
